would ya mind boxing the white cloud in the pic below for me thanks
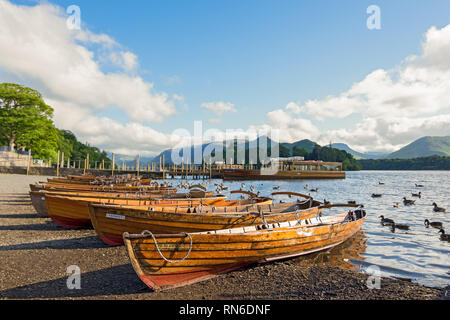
[264,24,450,152]
[0,0,178,155]
[201,101,237,116]
[109,51,139,72]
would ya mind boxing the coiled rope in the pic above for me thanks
[142,230,193,263]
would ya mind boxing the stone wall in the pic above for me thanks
[0,151,30,167]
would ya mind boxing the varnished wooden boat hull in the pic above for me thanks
[89,200,320,246]
[45,194,271,229]
[123,209,366,291]
[31,183,176,193]
[30,190,176,217]
[29,191,49,217]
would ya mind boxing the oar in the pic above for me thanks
[271,191,312,199]
[231,190,259,198]
[318,203,363,209]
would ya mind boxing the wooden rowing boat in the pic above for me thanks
[47,177,153,186]
[44,192,238,228]
[123,206,366,291]
[29,188,218,217]
[29,183,176,193]
[88,198,320,246]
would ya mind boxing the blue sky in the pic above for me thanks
[2,0,450,155]
[48,0,450,130]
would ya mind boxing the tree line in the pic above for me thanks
[224,140,362,171]
[0,83,110,165]
[357,156,450,170]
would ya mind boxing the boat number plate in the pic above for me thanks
[158,243,186,250]
[106,213,125,220]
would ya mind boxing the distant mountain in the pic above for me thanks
[106,153,154,168]
[330,143,388,159]
[281,139,318,153]
[330,143,366,159]
[152,138,392,164]
[385,136,450,159]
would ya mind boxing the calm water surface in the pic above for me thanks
[159,171,450,288]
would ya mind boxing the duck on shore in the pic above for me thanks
[424,219,443,229]
[438,229,450,241]
[432,203,446,212]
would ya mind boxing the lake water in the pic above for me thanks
[160,170,450,288]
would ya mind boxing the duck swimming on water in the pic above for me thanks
[432,203,446,212]
[412,192,421,198]
[379,215,394,225]
[438,229,450,241]
[424,219,443,229]
[391,223,410,232]
[393,202,400,208]
[403,197,415,205]
[371,193,382,198]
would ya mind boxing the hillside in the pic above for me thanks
[385,136,450,159]
[281,139,318,154]
[331,143,366,159]
[330,143,388,159]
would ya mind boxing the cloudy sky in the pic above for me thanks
[1,0,450,156]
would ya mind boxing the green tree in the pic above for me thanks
[292,146,308,157]
[0,83,57,158]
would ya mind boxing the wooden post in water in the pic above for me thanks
[56,150,60,177]
[162,154,165,180]
[209,158,212,180]
[111,153,115,176]
[136,155,140,177]
[26,149,32,176]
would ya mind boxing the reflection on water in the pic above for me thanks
[157,170,450,288]
[291,230,368,271]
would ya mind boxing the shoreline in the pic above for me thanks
[0,174,448,300]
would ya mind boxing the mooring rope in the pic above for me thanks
[142,230,193,264]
